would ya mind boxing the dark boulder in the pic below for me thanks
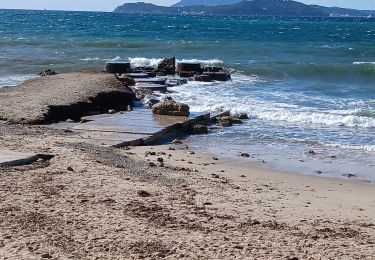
[234,113,249,120]
[104,62,131,74]
[156,57,176,75]
[176,62,202,73]
[38,69,57,77]
[152,100,190,117]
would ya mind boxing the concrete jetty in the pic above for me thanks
[52,108,210,147]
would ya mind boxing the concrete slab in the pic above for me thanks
[50,108,210,148]
[0,150,39,167]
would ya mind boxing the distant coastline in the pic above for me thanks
[114,0,375,17]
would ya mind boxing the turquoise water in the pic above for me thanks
[1,9,375,181]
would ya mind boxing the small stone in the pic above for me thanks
[308,149,317,155]
[41,253,53,259]
[137,190,152,197]
[212,174,220,178]
[212,157,219,161]
[240,152,250,157]
[157,157,164,163]
[67,167,74,172]
[148,162,156,167]
[343,173,357,178]
[203,202,212,206]
[172,139,183,145]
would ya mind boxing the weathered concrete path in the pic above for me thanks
[52,108,210,147]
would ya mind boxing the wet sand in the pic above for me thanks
[0,122,374,259]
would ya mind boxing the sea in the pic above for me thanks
[1,9,374,182]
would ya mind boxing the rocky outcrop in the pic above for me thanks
[152,100,190,117]
[156,57,176,75]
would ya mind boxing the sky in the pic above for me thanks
[0,0,375,12]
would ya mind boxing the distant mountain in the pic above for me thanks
[172,0,241,7]
[114,0,375,17]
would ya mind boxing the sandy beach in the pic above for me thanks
[1,121,374,259]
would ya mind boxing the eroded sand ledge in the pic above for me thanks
[0,71,135,124]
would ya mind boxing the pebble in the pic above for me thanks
[240,152,250,157]
[67,167,74,172]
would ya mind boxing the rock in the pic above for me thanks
[193,74,212,82]
[315,170,322,174]
[203,66,224,72]
[176,62,202,73]
[156,57,176,75]
[213,157,219,161]
[148,162,156,167]
[343,173,357,178]
[308,149,317,155]
[67,167,74,172]
[41,253,53,259]
[118,75,136,86]
[38,69,57,77]
[234,113,249,120]
[157,157,164,163]
[172,139,183,145]
[137,190,152,197]
[216,116,243,127]
[240,152,250,157]
[192,124,208,134]
[104,62,131,74]
[152,100,190,116]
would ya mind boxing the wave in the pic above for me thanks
[353,61,375,65]
[80,56,224,68]
[167,76,375,129]
[0,74,37,87]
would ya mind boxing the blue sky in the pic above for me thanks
[1,0,375,12]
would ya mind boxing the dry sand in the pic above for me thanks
[0,122,374,259]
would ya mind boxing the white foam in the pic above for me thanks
[353,61,375,65]
[80,56,122,62]
[166,75,375,129]
[0,74,37,87]
[177,58,224,65]
[128,57,164,68]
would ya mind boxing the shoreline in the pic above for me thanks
[0,123,374,258]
